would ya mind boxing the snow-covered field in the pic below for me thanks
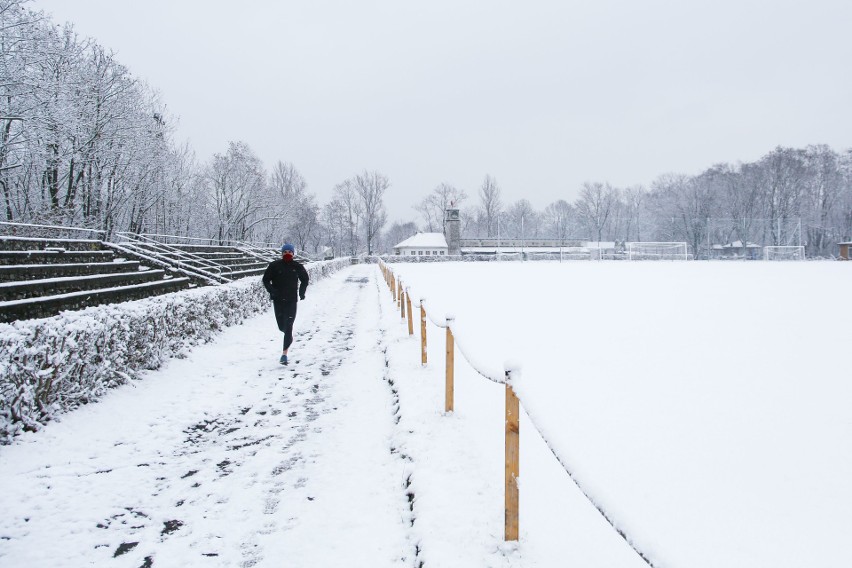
[0,262,849,567]
[390,260,852,567]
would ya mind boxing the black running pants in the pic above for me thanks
[273,299,298,351]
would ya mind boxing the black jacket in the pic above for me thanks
[262,258,309,301]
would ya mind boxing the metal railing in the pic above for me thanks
[2,222,319,285]
[115,233,236,284]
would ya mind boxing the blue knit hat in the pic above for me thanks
[281,243,295,253]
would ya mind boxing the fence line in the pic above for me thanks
[378,260,658,566]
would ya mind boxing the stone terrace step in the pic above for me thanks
[227,267,267,279]
[206,255,262,264]
[0,250,116,265]
[0,269,168,302]
[0,235,104,252]
[0,277,192,323]
[220,260,267,270]
[0,261,141,282]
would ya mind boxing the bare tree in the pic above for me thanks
[320,198,349,257]
[269,161,304,201]
[333,179,362,256]
[576,182,616,242]
[264,161,321,252]
[460,206,479,238]
[622,185,646,242]
[413,196,440,232]
[708,162,762,250]
[353,170,389,255]
[652,173,716,257]
[382,220,418,253]
[478,175,502,237]
[504,199,537,239]
[543,199,574,241]
[758,147,808,245]
[202,141,268,244]
[802,145,844,256]
[414,182,468,232]
[288,192,319,253]
[837,150,852,242]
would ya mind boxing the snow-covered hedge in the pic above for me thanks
[0,258,350,443]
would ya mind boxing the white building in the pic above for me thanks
[393,232,449,257]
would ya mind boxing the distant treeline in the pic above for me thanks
[401,147,852,258]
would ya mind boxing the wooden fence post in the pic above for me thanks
[397,279,402,308]
[505,373,520,542]
[392,275,397,302]
[406,291,414,336]
[400,287,406,319]
[445,317,454,413]
[420,300,427,366]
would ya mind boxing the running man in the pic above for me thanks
[262,243,309,365]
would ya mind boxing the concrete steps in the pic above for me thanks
[0,278,192,323]
[0,235,192,322]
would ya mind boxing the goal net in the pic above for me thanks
[627,242,688,260]
[764,246,805,261]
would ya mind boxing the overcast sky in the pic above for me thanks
[33,0,852,222]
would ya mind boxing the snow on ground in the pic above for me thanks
[390,260,852,568]
[0,263,647,568]
[379,287,646,567]
[6,260,844,567]
[0,266,415,567]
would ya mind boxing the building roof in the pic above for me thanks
[394,232,448,249]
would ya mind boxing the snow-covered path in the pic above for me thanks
[0,265,416,567]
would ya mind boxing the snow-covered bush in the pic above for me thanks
[0,258,349,443]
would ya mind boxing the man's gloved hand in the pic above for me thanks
[299,293,305,301]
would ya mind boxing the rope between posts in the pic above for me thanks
[382,261,661,567]
[445,323,504,385]
[520,404,657,567]
[418,298,446,328]
[412,295,504,384]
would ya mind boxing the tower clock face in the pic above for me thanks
[450,210,459,220]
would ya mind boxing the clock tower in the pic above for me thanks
[444,207,461,256]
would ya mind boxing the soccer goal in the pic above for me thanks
[627,242,688,260]
[763,245,805,260]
